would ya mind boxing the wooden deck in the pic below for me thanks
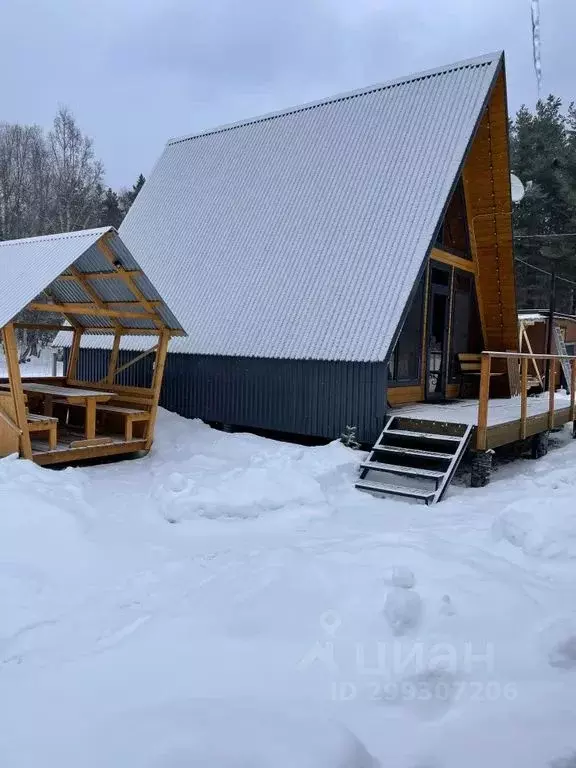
[32,429,147,466]
[391,394,575,450]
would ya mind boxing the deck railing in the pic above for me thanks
[477,351,576,451]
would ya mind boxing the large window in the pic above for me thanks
[388,274,425,385]
[435,180,471,259]
[449,270,482,381]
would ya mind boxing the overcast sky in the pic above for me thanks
[1,0,575,189]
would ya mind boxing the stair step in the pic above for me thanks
[386,428,461,442]
[371,444,454,460]
[360,461,445,479]
[355,479,435,502]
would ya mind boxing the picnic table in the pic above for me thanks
[0,383,116,440]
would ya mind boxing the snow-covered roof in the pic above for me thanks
[53,331,156,351]
[114,51,504,362]
[519,310,576,324]
[0,228,185,335]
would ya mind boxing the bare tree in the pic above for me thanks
[0,123,49,240]
[0,107,106,360]
[48,106,104,232]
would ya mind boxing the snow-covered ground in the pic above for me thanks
[0,348,63,378]
[2,409,576,767]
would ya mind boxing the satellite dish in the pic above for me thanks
[510,172,526,203]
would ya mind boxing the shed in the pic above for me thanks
[0,227,185,464]
[518,310,576,389]
[58,51,518,445]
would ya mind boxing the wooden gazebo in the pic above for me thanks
[0,227,185,465]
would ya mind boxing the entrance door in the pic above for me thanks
[426,266,451,400]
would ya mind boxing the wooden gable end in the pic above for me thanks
[461,67,518,352]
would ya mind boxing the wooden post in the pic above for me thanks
[66,330,82,381]
[107,332,121,385]
[571,359,576,422]
[1,323,33,459]
[85,399,96,440]
[548,357,556,430]
[145,332,170,450]
[520,357,528,440]
[476,352,491,451]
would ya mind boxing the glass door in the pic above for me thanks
[426,266,451,400]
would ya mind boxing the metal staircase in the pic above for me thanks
[356,416,473,504]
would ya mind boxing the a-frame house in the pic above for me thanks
[56,52,576,499]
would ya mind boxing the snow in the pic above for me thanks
[2,408,576,767]
[393,391,572,426]
[0,348,63,378]
[519,312,546,322]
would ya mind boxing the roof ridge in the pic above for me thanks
[168,51,502,147]
[0,226,113,248]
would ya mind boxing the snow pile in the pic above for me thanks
[151,410,357,522]
[1,408,576,767]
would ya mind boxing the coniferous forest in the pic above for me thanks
[510,96,576,313]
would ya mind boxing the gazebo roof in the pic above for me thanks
[0,227,186,336]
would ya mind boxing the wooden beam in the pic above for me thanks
[1,324,33,459]
[70,436,113,450]
[101,344,158,385]
[430,248,477,275]
[66,329,82,380]
[520,357,528,440]
[28,302,158,321]
[69,265,124,334]
[67,380,154,395]
[548,358,556,430]
[486,351,576,360]
[98,237,165,330]
[145,331,170,449]
[83,328,184,336]
[33,439,148,466]
[55,270,143,281]
[13,323,73,332]
[476,352,491,451]
[106,332,122,385]
[520,325,544,387]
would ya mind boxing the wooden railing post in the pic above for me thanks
[477,352,491,451]
[520,357,528,440]
[548,357,556,430]
[1,323,33,460]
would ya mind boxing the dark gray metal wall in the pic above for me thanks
[70,350,388,443]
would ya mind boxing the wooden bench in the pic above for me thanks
[458,353,505,395]
[27,413,58,450]
[96,404,150,441]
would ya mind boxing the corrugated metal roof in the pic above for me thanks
[118,51,503,362]
[0,227,185,335]
[53,332,160,352]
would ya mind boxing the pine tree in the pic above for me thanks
[510,96,576,311]
[100,187,123,228]
[119,173,145,219]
